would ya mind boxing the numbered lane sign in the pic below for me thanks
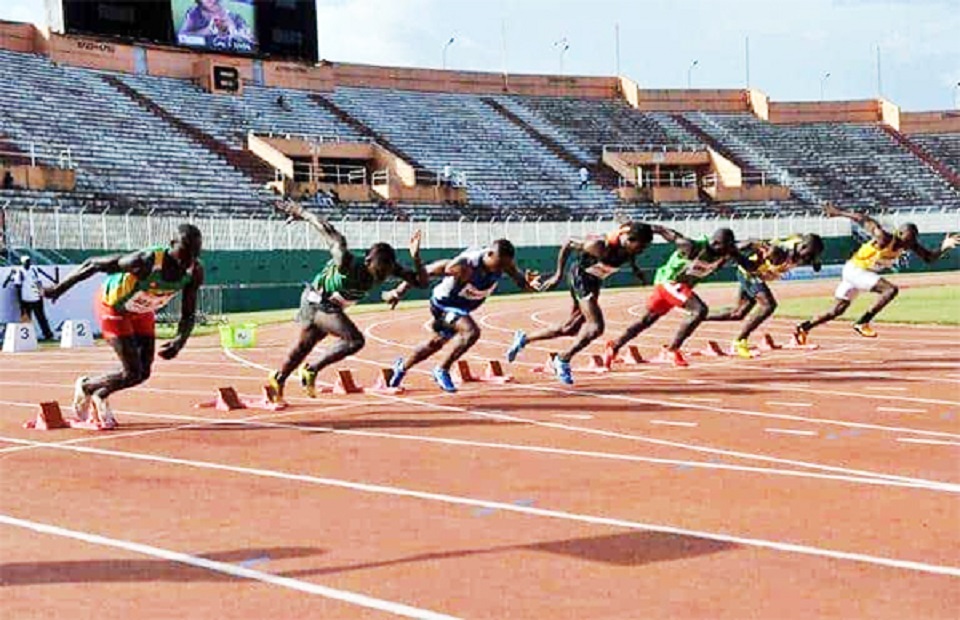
[232,324,257,349]
[3,322,38,353]
[61,320,94,349]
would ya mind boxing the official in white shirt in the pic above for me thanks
[3,256,54,340]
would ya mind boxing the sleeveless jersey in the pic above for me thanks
[308,252,375,309]
[431,249,502,312]
[740,236,804,282]
[101,246,194,314]
[654,236,727,286]
[848,238,904,273]
[574,231,634,281]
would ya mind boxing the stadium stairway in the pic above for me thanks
[879,125,960,190]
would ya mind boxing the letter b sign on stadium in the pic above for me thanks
[210,65,242,95]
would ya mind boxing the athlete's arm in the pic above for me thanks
[911,233,960,264]
[503,260,543,292]
[275,200,349,269]
[159,263,204,360]
[629,256,646,284]
[392,229,427,288]
[652,225,683,243]
[383,258,450,309]
[42,251,152,301]
[822,203,890,244]
[542,238,596,290]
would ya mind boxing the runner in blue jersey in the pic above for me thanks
[383,239,542,393]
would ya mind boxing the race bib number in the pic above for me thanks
[123,290,176,314]
[584,263,619,280]
[460,282,497,301]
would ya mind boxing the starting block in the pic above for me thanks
[759,333,782,351]
[617,345,646,366]
[371,367,405,395]
[3,322,38,353]
[698,341,728,358]
[532,352,559,374]
[333,369,364,394]
[23,401,70,430]
[454,359,514,384]
[195,386,287,411]
[578,354,610,374]
[783,334,820,351]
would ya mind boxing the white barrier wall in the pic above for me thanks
[0,265,105,337]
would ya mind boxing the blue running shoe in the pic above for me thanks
[553,355,574,385]
[388,357,407,388]
[432,366,458,393]
[506,330,527,362]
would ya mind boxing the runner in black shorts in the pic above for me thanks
[506,222,660,385]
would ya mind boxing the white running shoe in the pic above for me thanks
[90,393,118,430]
[73,376,92,421]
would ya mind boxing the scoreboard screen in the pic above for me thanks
[52,0,318,62]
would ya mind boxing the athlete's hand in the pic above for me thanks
[541,274,561,291]
[41,286,61,302]
[408,230,422,259]
[941,233,960,253]
[274,199,305,224]
[525,270,543,292]
[158,339,184,360]
[382,288,402,310]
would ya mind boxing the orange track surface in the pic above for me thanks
[1,275,958,619]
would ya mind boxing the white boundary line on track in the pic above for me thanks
[766,428,818,437]
[0,514,460,620]
[1,439,958,578]
[896,438,960,447]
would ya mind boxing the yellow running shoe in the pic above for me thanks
[298,364,318,398]
[853,323,878,338]
[267,370,286,405]
[733,339,752,359]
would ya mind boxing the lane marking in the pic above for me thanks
[865,387,909,392]
[649,420,698,428]
[2,441,959,577]
[765,428,818,437]
[765,401,814,408]
[0,514,460,620]
[675,396,722,404]
[896,438,960,447]
[552,414,594,420]
[878,407,927,414]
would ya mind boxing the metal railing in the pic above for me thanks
[603,144,704,154]
[0,143,74,169]
[3,205,957,254]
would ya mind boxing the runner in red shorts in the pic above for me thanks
[605,227,744,367]
[43,224,203,429]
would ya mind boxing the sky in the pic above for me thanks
[1,0,957,111]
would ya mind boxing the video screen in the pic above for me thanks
[171,0,257,54]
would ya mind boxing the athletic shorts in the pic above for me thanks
[568,266,602,302]
[646,282,694,316]
[430,301,470,341]
[97,301,155,340]
[737,271,773,302]
[297,287,345,325]
[834,262,881,301]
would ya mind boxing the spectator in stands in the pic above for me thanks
[441,164,453,187]
[579,166,590,190]
[2,170,13,189]
[276,95,291,112]
[3,256,55,340]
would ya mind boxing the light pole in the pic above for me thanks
[554,37,570,75]
[820,72,831,101]
[955,82,960,109]
[687,59,699,88]
[442,37,455,70]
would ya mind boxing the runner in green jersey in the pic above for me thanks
[43,224,204,429]
[268,200,427,404]
[605,227,742,368]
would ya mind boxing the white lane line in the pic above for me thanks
[2,440,959,577]
[765,401,814,408]
[865,387,909,392]
[675,396,722,403]
[765,428,818,437]
[649,420,698,428]
[0,515,459,620]
[896,438,960,447]
[878,407,927,414]
[553,414,594,420]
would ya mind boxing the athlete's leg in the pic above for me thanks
[83,335,150,398]
[737,288,777,341]
[304,311,365,373]
[558,296,603,362]
[855,278,898,326]
[276,323,324,384]
[402,333,448,372]
[438,314,481,371]
[707,296,755,322]
[669,293,708,351]
[525,298,585,343]
[800,299,851,332]
[609,311,660,356]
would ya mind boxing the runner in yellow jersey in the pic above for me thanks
[796,204,959,341]
[708,233,824,357]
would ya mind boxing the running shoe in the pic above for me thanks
[388,357,407,388]
[267,370,286,405]
[298,364,318,398]
[794,325,810,346]
[432,366,458,393]
[72,376,91,421]
[853,323,878,338]
[602,341,617,370]
[733,339,752,359]
[506,330,527,362]
[89,393,118,430]
[669,348,690,368]
[553,355,574,385]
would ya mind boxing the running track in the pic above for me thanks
[1,274,958,619]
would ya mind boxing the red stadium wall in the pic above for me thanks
[900,111,960,134]
[0,20,37,53]
[769,100,885,124]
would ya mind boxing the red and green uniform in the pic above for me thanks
[647,236,728,315]
[299,252,376,318]
[98,246,194,339]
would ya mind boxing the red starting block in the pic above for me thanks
[532,352,559,374]
[759,333,782,351]
[371,367,405,395]
[578,354,610,374]
[195,385,287,411]
[23,401,69,430]
[783,334,820,351]
[698,340,728,357]
[617,345,646,366]
[455,359,514,384]
[333,369,364,394]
